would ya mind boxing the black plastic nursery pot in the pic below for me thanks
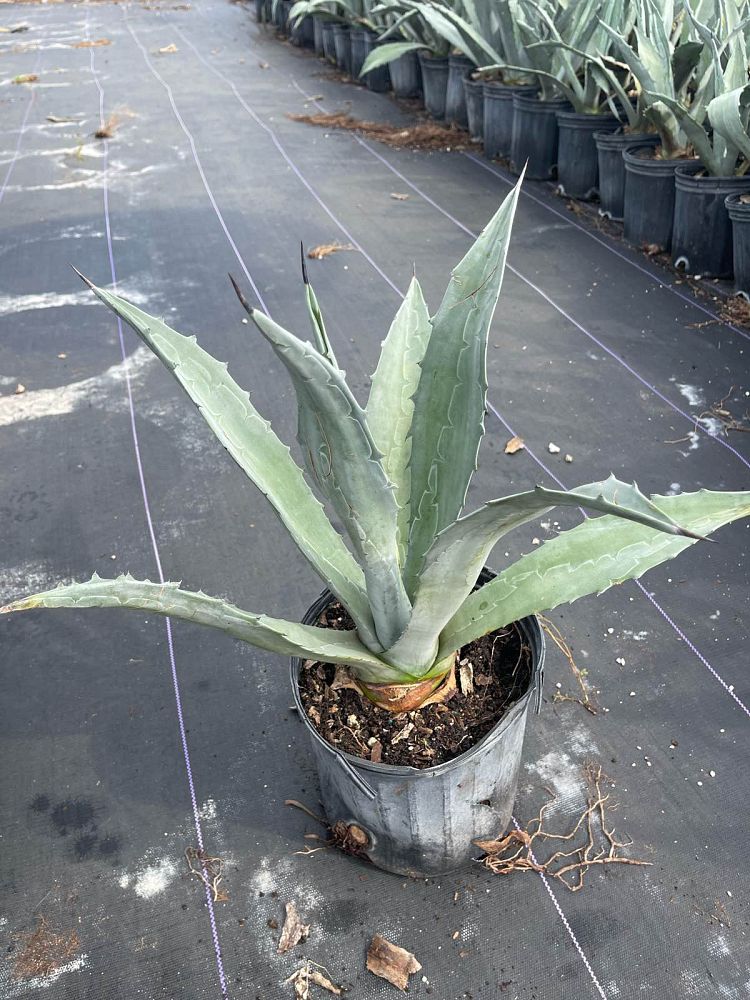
[726,193,750,294]
[290,569,545,878]
[254,0,263,22]
[332,23,351,75]
[463,76,484,141]
[672,163,750,279]
[555,110,618,200]
[510,93,568,180]
[484,82,537,162]
[349,27,367,80]
[622,145,684,252]
[361,32,391,94]
[445,54,473,128]
[321,21,336,64]
[418,51,450,120]
[389,48,421,98]
[312,16,325,56]
[594,129,660,220]
[290,13,314,48]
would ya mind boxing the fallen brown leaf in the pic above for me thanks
[307,242,355,260]
[277,901,310,954]
[13,73,37,84]
[367,935,421,991]
[642,242,663,256]
[504,435,525,455]
[72,37,110,48]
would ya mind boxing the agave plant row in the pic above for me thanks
[267,0,750,283]
[4,180,749,716]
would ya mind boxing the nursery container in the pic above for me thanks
[290,13,314,47]
[445,54,474,128]
[332,23,352,75]
[254,0,263,22]
[622,145,683,252]
[726,193,750,294]
[672,164,750,279]
[273,0,286,30]
[510,93,568,179]
[463,76,484,141]
[313,17,325,57]
[349,28,367,79]
[594,129,660,220]
[555,110,618,200]
[484,82,537,162]
[418,52,450,120]
[361,32,391,93]
[389,49,421,98]
[291,568,545,877]
[321,21,337,64]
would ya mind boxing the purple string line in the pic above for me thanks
[293,78,750,475]
[0,47,43,205]
[464,151,750,345]
[88,21,230,999]
[162,26,610,999]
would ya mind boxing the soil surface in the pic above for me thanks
[298,601,533,768]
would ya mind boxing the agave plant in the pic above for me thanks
[600,0,750,171]
[4,180,749,713]
[477,0,635,113]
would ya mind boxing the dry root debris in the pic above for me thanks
[541,616,598,715]
[184,846,228,902]
[475,763,651,891]
[288,111,473,152]
[11,917,79,980]
[285,961,341,998]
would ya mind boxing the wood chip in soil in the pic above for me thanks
[298,601,532,768]
[366,935,421,990]
[288,111,474,151]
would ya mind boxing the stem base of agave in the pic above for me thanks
[359,654,458,713]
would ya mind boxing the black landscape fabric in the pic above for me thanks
[0,2,747,998]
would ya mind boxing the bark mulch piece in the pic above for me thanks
[298,601,533,768]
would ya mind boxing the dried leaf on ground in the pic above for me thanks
[504,435,525,455]
[288,111,473,152]
[307,242,355,260]
[13,73,37,84]
[12,917,79,980]
[72,37,110,48]
[95,113,120,139]
[158,43,178,53]
[285,962,341,998]
[367,935,421,991]
[390,192,409,200]
[277,901,310,954]
[476,763,651,890]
